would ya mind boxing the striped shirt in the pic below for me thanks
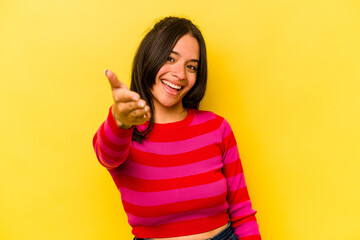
[92,107,261,239]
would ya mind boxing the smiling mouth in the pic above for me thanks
[161,80,183,91]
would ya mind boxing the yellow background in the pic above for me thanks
[1,0,359,239]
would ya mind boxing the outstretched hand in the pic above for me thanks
[105,69,151,129]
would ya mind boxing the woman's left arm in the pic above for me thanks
[220,118,261,240]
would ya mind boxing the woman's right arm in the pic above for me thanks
[92,106,134,169]
[92,69,151,169]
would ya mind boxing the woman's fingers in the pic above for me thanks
[115,99,148,113]
[105,69,128,90]
[112,88,140,103]
[106,69,140,103]
[105,69,150,127]
[130,109,151,125]
[113,102,150,126]
[130,108,148,119]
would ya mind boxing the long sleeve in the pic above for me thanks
[92,106,134,169]
[220,119,261,240]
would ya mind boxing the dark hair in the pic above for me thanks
[130,16,208,142]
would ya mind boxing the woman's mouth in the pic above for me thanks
[161,80,182,91]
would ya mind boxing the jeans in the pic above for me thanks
[133,222,238,240]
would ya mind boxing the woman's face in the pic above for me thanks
[151,33,199,113]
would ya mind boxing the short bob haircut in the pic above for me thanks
[130,16,208,142]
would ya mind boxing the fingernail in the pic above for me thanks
[144,106,149,112]
[143,114,147,118]
[139,102,145,108]
[104,69,108,75]
[133,95,139,101]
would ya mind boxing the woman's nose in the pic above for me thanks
[171,62,185,80]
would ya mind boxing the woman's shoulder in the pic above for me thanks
[191,108,226,118]
[189,108,227,125]
[192,108,234,130]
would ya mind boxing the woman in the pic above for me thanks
[93,16,261,240]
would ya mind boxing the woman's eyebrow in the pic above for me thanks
[171,51,199,62]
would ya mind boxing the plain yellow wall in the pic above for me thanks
[1,0,360,239]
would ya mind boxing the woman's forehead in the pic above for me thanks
[172,34,200,60]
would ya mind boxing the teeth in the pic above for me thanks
[162,80,181,90]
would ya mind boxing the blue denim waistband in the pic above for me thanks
[206,222,236,240]
[134,222,237,240]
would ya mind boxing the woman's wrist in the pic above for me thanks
[111,106,133,129]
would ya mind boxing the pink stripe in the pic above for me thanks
[226,173,246,191]
[131,130,221,155]
[127,201,228,226]
[93,134,101,158]
[94,128,128,168]
[120,156,223,180]
[219,119,233,138]
[120,178,227,206]
[223,145,240,165]
[95,143,121,168]
[136,124,147,132]
[228,200,255,217]
[98,148,128,167]
[104,119,132,144]
[97,135,127,158]
[188,111,216,126]
[234,220,260,237]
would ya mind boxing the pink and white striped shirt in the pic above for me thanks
[92,107,261,239]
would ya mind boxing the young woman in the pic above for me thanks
[93,16,261,240]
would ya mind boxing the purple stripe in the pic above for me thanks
[223,145,240,165]
[228,200,256,217]
[188,111,216,126]
[127,201,228,226]
[119,178,227,206]
[121,156,223,180]
[131,130,221,154]
[104,119,132,144]
[226,173,246,191]
[234,220,260,237]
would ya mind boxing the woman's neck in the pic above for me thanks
[153,104,188,124]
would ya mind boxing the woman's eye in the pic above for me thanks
[187,65,197,71]
[167,57,175,62]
